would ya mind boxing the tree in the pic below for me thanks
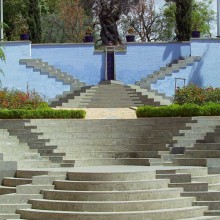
[41,0,87,43]
[27,0,42,43]
[191,0,215,36]
[164,0,215,40]
[122,0,166,42]
[3,0,27,40]
[175,0,193,41]
[93,0,138,45]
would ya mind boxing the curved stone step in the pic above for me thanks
[53,179,169,191]
[17,206,208,220]
[28,197,196,212]
[41,188,183,201]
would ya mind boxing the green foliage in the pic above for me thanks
[175,0,192,41]
[136,103,220,118]
[163,0,215,40]
[0,109,86,119]
[174,85,220,105]
[27,0,42,43]
[0,88,48,110]
[191,0,215,35]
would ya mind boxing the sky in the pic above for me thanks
[154,0,218,36]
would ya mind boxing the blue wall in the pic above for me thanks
[0,41,70,100]
[32,43,104,86]
[31,42,190,85]
[1,39,220,100]
[190,38,220,88]
[116,42,190,84]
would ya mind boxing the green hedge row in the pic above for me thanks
[136,103,220,117]
[0,109,86,119]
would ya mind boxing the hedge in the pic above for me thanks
[0,109,86,119]
[136,103,220,118]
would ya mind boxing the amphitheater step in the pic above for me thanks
[17,206,208,220]
[2,177,32,187]
[0,186,16,195]
[28,197,196,212]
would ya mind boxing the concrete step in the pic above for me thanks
[0,186,16,195]
[17,206,208,220]
[205,210,220,216]
[182,191,220,201]
[178,216,220,220]
[72,158,150,166]
[2,177,32,187]
[53,179,170,191]
[39,130,177,138]
[46,137,174,145]
[41,188,183,201]
[28,197,196,212]
[168,182,208,192]
[0,204,31,213]
[67,170,155,181]
[194,201,220,210]
[156,173,191,183]
[62,151,159,159]
[192,175,220,184]
[184,150,220,158]
[194,144,220,150]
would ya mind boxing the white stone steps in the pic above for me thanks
[71,158,150,167]
[28,197,196,212]
[67,170,155,181]
[53,179,170,191]
[17,206,208,220]
[41,188,183,201]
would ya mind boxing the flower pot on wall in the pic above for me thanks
[83,35,94,43]
[192,31,200,38]
[20,33,30,40]
[126,35,135,42]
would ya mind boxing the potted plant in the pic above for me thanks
[83,27,94,43]
[126,27,136,42]
[20,26,30,41]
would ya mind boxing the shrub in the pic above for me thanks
[0,109,86,119]
[136,103,220,118]
[0,88,49,110]
[174,85,220,105]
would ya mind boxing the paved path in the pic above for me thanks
[56,108,137,119]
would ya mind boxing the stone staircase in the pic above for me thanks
[1,118,220,219]
[0,127,52,169]
[163,117,220,170]
[50,81,162,108]
[19,58,86,95]
[0,169,66,220]
[27,118,195,167]
[0,120,72,168]
[135,56,201,100]
[15,167,209,220]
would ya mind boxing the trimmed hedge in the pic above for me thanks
[136,103,220,118]
[0,109,86,119]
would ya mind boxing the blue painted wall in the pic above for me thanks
[190,38,220,88]
[0,41,70,100]
[1,39,220,100]
[116,42,190,84]
[31,43,104,86]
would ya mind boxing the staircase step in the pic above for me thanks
[17,206,208,220]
